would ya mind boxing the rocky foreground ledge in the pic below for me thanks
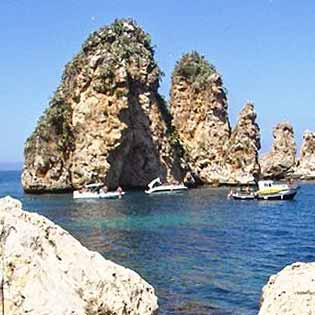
[259,262,315,314]
[0,197,158,315]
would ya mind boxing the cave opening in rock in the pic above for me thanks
[105,89,167,189]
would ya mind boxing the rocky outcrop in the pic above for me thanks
[222,102,261,183]
[259,262,315,315]
[260,122,296,179]
[22,19,185,193]
[0,196,158,315]
[170,52,231,184]
[170,53,261,185]
[294,130,315,179]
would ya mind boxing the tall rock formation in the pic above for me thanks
[0,196,158,315]
[260,122,296,179]
[170,54,260,184]
[22,19,185,193]
[259,262,315,315]
[223,102,261,183]
[294,130,315,179]
[170,52,231,184]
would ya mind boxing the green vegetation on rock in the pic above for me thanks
[25,89,73,158]
[173,51,217,90]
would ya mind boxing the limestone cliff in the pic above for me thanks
[170,53,261,184]
[260,122,296,179]
[22,19,185,192]
[0,196,158,315]
[170,52,231,184]
[294,130,315,179]
[259,262,315,315]
[222,102,261,184]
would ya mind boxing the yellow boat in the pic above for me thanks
[229,180,299,201]
[256,180,298,200]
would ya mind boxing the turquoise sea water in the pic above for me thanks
[1,171,315,314]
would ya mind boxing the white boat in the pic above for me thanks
[256,180,298,200]
[228,180,298,201]
[229,190,257,200]
[145,177,188,194]
[73,183,125,200]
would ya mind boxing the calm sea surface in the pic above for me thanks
[1,171,315,314]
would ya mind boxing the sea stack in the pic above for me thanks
[170,52,231,184]
[223,102,261,184]
[259,262,315,314]
[294,130,315,179]
[0,196,158,315]
[22,19,185,193]
[260,122,296,179]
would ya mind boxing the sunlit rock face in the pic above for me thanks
[170,56,260,185]
[222,102,261,184]
[170,52,231,184]
[259,262,315,315]
[22,19,186,193]
[0,196,158,315]
[260,122,296,179]
[294,130,315,179]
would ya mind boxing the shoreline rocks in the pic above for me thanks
[259,262,315,315]
[0,196,158,315]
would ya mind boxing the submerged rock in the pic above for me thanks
[222,102,261,184]
[170,51,231,184]
[22,19,185,193]
[294,130,315,179]
[0,196,158,315]
[260,122,296,179]
[259,262,315,315]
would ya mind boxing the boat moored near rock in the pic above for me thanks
[228,186,257,200]
[73,183,125,199]
[256,180,298,200]
[145,177,188,194]
[229,180,299,201]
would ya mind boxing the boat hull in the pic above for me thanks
[257,189,297,200]
[231,193,256,200]
[229,181,299,201]
[145,185,188,194]
[73,191,125,199]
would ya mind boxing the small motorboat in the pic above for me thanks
[73,183,125,200]
[228,185,257,200]
[256,180,298,200]
[145,177,188,194]
[228,190,257,200]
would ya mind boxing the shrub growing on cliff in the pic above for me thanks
[25,90,74,158]
[173,51,217,90]
[81,18,162,88]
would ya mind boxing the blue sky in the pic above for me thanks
[1,0,315,163]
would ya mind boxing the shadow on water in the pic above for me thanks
[1,171,315,315]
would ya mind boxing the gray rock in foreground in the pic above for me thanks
[0,196,158,315]
[259,262,315,315]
